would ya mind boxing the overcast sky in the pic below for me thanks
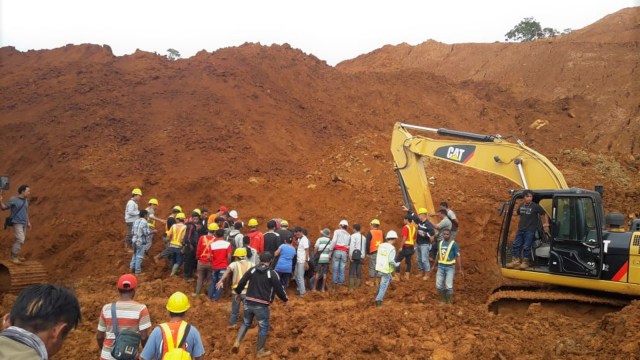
[1,0,637,65]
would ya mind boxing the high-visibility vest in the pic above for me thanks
[404,224,416,246]
[375,242,394,274]
[232,260,253,289]
[438,240,457,265]
[369,229,383,253]
[168,223,187,247]
[160,321,190,356]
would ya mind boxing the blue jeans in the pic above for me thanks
[242,303,270,336]
[229,293,246,325]
[512,230,536,260]
[209,269,226,301]
[295,262,306,295]
[416,243,431,272]
[277,271,291,290]
[129,243,148,274]
[436,265,455,296]
[375,273,392,302]
[332,250,348,285]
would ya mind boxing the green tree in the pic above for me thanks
[166,48,181,60]
[505,17,559,42]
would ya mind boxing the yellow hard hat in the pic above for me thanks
[418,208,428,215]
[207,223,219,232]
[175,212,186,220]
[280,220,289,227]
[148,222,155,228]
[131,188,142,196]
[166,291,190,313]
[193,208,202,216]
[370,219,380,225]
[148,198,159,205]
[173,205,183,213]
[248,218,258,227]
[233,247,247,257]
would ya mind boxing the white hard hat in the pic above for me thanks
[386,230,398,239]
[339,219,349,227]
[229,210,238,218]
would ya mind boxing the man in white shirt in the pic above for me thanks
[293,227,309,297]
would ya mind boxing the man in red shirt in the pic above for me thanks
[208,227,232,301]
[194,223,217,296]
[247,218,264,254]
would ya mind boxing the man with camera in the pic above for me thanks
[1,184,32,264]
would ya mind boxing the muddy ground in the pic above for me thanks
[0,7,639,360]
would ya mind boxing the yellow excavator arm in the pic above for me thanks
[391,122,569,213]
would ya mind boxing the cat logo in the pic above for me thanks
[433,145,476,164]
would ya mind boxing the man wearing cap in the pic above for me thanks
[97,274,152,360]
[130,210,156,275]
[124,188,142,252]
[194,223,217,296]
[415,208,436,281]
[215,247,253,328]
[275,220,293,246]
[329,220,351,288]
[208,205,228,228]
[162,206,181,248]
[140,292,205,360]
[312,228,332,292]
[374,231,401,307]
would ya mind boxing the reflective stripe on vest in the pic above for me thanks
[160,321,188,355]
[369,229,383,253]
[375,243,393,274]
[232,261,252,289]
[438,240,456,265]
[404,224,416,246]
[169,224,186,247]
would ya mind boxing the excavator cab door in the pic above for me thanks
[548,195,602,278]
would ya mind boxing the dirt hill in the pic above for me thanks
[0,7,639,360]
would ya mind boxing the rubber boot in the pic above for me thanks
[348,278,354,290]
[170,264,180,276]
[446,292,453,304]
[232,325,249,353]
[256,335,271,357]
[355,279,361,289]
[439,290,447,304]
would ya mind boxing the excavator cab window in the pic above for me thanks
[549,195,601,277]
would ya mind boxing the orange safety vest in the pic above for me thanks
[404,224,416,246]
[369,229,383,253]
[160,321,189,356]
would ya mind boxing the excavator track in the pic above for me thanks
[486,287,632,314]
[0,260,48,295]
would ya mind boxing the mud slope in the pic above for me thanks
[0,8,639,360]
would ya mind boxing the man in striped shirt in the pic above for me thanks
[96,274,152,360]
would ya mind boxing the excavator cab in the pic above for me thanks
[499,189,604,279]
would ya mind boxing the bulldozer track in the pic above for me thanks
[0,260,48,295]
[486,289,631,313]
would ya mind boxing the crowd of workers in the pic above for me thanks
[0,187,463,359]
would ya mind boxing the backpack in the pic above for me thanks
[160,321,192,360]
[110,303,142,360]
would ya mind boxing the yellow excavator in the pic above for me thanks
[391,122,640,309]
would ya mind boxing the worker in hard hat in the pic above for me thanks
[415,208,436,280]
[139,292,205,360]
[364,219,383,287]
[145,198,166,230]
[124,188,143,252]
[215,247,253,328]
[247,218,264,254]
[163,206,182,248]
[374,230,401,307]
[154,212,187,276]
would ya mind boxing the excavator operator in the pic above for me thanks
[506,190,549,269]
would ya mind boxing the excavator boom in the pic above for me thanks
[391,122,568,213]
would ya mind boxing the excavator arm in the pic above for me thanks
[391,122,569,214]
